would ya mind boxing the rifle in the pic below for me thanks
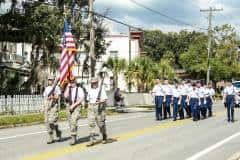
[47,77,60,98]
[97,74,106,114]
[46,78,60,111]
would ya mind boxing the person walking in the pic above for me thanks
[64,77,85,145]
[162,79,172,119]
[152,77,164,121]
[87,77,108,146]
[172,83,181,121]
[43,76,62,144]
[223,81,237,122]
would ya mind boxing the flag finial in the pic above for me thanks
[63,5,67,17]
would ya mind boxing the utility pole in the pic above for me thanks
[129,27,132,63]
[200,7,223,84]
[128,27,132,92]
[89,0,94,82]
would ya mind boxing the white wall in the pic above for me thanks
[102,34,140,92]
[72,34,140,92]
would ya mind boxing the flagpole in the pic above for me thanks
[89,0,94,82]
[64,6,71,82]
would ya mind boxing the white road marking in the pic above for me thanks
[186,131,240,160]
[0,114,150,141]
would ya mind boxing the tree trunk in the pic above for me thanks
[91,57,96,78]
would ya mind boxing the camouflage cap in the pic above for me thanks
[91,77,99,83]
[48,76,55,80]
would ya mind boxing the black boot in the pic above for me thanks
[70,135,77,145]
[87,133,96,147]
[47,133,54,144]
[55,125,62,142]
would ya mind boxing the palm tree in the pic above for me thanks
[104,57,126,90]
[125,57,156,92]
[158,59,176,81]
[125,57,177,92]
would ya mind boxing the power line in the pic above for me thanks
[129,0,208,31]
[36,1,143,31]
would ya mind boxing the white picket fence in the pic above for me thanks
[0,95,44,115]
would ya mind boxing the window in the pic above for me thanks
[110,50,118,58]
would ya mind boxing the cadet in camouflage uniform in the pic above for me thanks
[43,77,62,144]
[87,78,108,146]
[64,77,85,145]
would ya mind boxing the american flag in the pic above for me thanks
[60,19,76,86]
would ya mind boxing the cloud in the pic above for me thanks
[100,0,240,33]
[95,0,154,10]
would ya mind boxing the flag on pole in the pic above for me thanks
[60,18,77,86]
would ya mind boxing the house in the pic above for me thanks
[73,33,141,92]
[0,42,31,75]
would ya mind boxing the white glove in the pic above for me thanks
[163,97,166,103]
[178,99,181,105]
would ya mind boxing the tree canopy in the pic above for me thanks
[143,24,240,82]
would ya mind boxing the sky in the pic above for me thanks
[0,0,240,34]
[94,0,240,34]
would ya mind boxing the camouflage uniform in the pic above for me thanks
[87,79,108,145]
[88,103,107,142]
[67,105,81,136]
[65,85,84,145]
[43,84,61,144]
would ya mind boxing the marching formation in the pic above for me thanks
[43,76,108,146]
[42,75,238,147]
[152,77,216,122]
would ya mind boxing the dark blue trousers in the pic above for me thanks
[155,96,164,120]
[206,96,213,117]
[200,98,206,118]
[173,97,179,120]
[226,95,235,122]
[191,98,199,121]
[164,95,172,119]
[181,95,190,117]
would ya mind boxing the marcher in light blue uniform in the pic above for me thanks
[205,83,215,117]
[152,77,164,121]
[178,82,185,119]
[172,83,181,121]
[188,83,200,121]
[198,83,207,119]
[186,81,193,117]
[162,79,172,119]
[223,82,237,122]
[180,81,187,119]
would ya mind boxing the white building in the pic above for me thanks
[0,42,31,74]
[73,33,141,92]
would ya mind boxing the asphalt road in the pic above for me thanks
[1,102,240,160]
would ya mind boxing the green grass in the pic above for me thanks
[0,108,118,127]
[0,113,44,126]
